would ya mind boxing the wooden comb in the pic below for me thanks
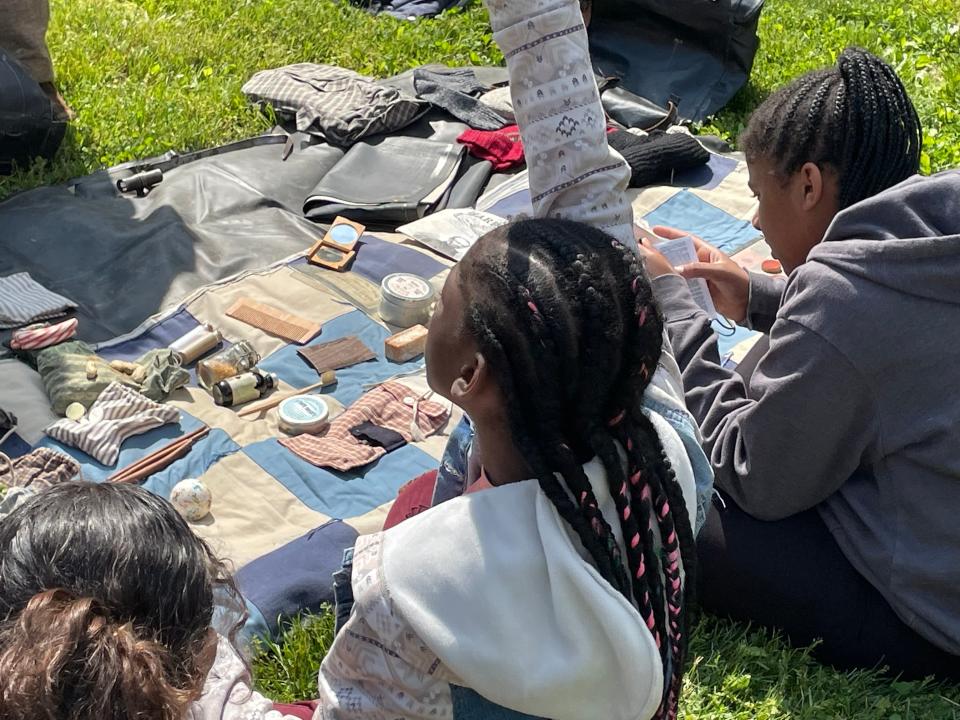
[226,298,322,344]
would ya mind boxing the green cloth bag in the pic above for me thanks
[35,341,189,416]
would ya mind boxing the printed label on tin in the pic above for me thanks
[384,274,432,301]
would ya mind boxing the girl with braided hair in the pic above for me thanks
[639,47,960,678]
[311,0,708,715]
[314,218,698,720]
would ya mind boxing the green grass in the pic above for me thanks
[253,610,960,719]
[700,0,960,176]
[2,0,958,198]
[252,611,337,702]
[15,0,960,714]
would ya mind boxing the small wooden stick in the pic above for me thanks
[110,426,207,477]
[108,431,206,484]
[237,371,337,418]
[107,427,209,483]
[109,436,207,485]
[107,432,199,482]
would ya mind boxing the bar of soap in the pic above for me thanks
[385,324,428,363]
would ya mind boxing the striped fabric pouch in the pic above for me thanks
[45,383,180,465]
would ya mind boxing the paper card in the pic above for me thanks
[398,209,508,262]
[654,235,718,317]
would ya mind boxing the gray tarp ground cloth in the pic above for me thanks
[0,114,474,347]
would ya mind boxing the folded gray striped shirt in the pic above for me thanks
[0,272,77,329]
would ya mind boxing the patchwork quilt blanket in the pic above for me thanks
[0,131,769,639]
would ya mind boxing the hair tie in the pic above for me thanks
[607,409,626,427]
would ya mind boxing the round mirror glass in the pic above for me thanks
[330,224,360,245]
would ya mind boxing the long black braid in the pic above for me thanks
[740,46,921,209]
[459,219,696,720]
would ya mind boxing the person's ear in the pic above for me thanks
[797,161,825,211]
[450,352,487,404]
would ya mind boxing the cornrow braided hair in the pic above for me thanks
[459,219,696,720]
[740,46,922,209]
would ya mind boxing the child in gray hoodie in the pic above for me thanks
[640,47,960,679]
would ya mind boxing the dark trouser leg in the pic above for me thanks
[0,0,54,84]
[697,494,960,681]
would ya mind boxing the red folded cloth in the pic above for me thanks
[457,124,524,171]
[273,702,318,719]
[383,468,438,530]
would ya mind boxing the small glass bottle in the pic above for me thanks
[197,340,260,389]
[212,369,278,407]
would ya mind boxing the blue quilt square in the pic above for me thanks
[258,310,425,407]
[236,519,358,636]
[643,189,760,255]
[243,438,440,520]
[97,307,200,361]
[671,152,739,191]
[352,233,447,285]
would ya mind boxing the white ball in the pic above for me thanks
[170,479,212,522]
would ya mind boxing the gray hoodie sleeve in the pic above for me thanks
[745,272,786,333]
[652,274,879,520]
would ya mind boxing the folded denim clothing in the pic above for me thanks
[45,382,180,465]
[235,520,359,638]
[279,381,448,471]
[303,135,466,224]
[413,67,509,131]
[242,63,426,146]
[0,447,80,489]
[34,341,190,416]
[0,272,76,329]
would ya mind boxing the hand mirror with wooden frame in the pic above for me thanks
[307,216,364,271]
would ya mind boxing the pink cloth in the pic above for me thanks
[273,702,317,719]
[280,383,448,472]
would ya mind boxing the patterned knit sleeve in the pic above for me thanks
[314,533,461,720]
[187,636,301,720]
[483,0,636,248]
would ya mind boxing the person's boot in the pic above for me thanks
[39,81,74,121]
